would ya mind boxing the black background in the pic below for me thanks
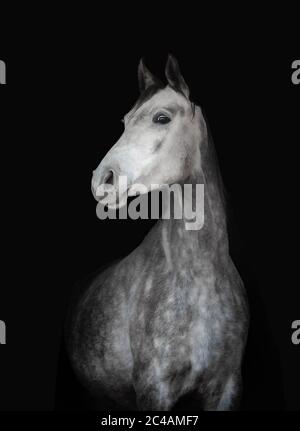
[0,14,299,412]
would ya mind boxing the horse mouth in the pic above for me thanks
[95,186,129,209]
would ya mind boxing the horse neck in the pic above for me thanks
[162,173,228,257]
[143,122,229,269]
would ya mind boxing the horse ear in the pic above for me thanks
[138,58,158,93]
[165,54,190,99]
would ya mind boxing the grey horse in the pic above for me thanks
[67,55,249,411]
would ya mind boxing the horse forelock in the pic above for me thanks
[132,83,195,117]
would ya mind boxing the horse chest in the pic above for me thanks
[72,256,244,404]
[129,268,230,373]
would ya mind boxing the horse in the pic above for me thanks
[67,55,249,411]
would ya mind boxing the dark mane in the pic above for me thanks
[134,83,165,111]
[134,83,195,116]
[201,109,227,219]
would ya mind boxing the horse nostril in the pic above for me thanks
[103,170,114,185]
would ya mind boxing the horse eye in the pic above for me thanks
[153,113,171,125]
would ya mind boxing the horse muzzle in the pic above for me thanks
[91,166,130,209]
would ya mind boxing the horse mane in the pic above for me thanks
[134,82,165,110]
[134,83,196,114]
[200,108,228,221]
